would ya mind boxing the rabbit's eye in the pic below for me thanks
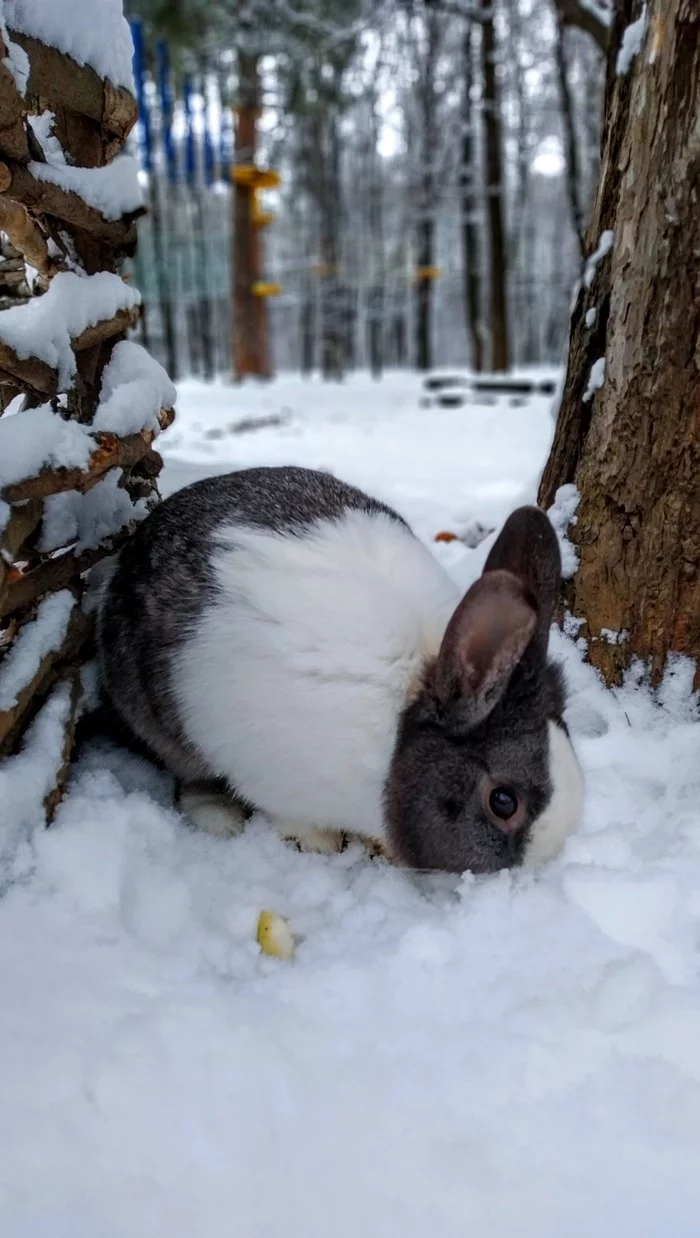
[488,787,518,820]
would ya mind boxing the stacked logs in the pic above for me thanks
[0,20,174,819]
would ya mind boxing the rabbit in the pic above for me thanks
[96,465,583,873]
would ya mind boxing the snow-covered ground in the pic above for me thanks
[2,371,700,1237]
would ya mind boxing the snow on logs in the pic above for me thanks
[0,2,174,821]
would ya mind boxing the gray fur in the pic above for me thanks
[385,508,567,872]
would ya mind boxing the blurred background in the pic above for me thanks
[123,0,606,383]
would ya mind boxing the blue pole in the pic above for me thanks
[182,74,197,188]
[130,18,152,173]
[202,77,216,188]
[156,39,176,184]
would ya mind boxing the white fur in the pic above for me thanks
[524,721,583,867]
[174,510,460,844]
[178,788,246,838]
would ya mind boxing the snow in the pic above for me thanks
[40,469,149,553]
[0,401,93,489]
[2,371,700,1235]
[0,14,29,94]
[583,229,614,289]
[28,155,144,221]
[583,356,606,402]
[546,482,580,581]
[585,306,597,328]
[93,340,177,436]
[0,680,76,885]
[0,589,75,710]
[0,270,141,388]
[4,0,135,92]
[27,111,64,162]
[616,6,648,75]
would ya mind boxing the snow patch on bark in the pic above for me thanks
[584,231,614,289]
[547,483,580,581]
[616,6,648,75]
[583,357,605,403]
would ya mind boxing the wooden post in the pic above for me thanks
[232,53,269,379]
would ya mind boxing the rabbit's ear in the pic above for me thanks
[482,506,560,655]
[434,569,537,724]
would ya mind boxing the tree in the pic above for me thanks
[539,0,700,686]
[479,0,509,370]
[459,20,484,371]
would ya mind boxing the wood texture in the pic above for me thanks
[538,0,700,684]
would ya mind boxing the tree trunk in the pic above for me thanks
[367,95,385,380]
[554,14,585,256]
[316,109,345,382]
[460,23,484,373]
[539,0,700,686]
[232,52,269,379]
[480,0,510,372]
[414,11,439,373]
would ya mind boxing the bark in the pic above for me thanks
[480,0,510,371]
[538,0,700,686]
[232,53,269,379]
[554,15,585,255]
[9,31,137,152]
[0,303,140,397]
[414,10,441,373]
[552,0,610,54]
[460,23,484,373]
[318,110,345,382]
[367,94,385,379]
[0,604,89,749]
[1,409,174,504]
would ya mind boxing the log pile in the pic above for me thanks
[0,15,174,819]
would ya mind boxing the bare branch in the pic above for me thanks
[553,0,611,53]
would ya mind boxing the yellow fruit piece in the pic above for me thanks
[251,281,282,297]
[256,910,295,959]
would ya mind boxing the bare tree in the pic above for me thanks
[480,0,509,370]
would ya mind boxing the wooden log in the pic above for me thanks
[1,406,175,503]
[0,342,55,395]
[1,538,116,619]
[44,671,83,823]
[0,302,142,396]
[0,496,42,558]
[8,162,142,247]
[73,303,141,354]
[0,602,88,750]
[0,193,52,276]
[0,57,29,164]
[8,31,138,154]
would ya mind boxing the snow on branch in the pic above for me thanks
[26,155,144,223]
[0,677,80,839]
[4,0,135,91]
[40,470,148,555]
[0,589,76,712]
[1,407,175,504]
[0,14,28,95]
[0,271,141,390]
[0,404,93,494]
[94,341,176,436]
